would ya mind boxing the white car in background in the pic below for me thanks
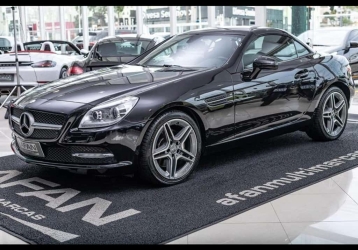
[0,36,22,54]
[0,40,88,95]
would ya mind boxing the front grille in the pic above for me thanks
[12,108,66,125]
[11,107,66,140]
[19,145,116,165]
[12,122,60,139]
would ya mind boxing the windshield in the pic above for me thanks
[135,33,245,68]
[23,42,80,55]
[298,29,350,46]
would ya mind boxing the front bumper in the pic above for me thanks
[11,140,132,170]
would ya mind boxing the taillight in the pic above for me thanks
[89,42,96,50]
[68,66,84,75]
[31,60,56,68]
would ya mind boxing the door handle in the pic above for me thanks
[295,69,309,79]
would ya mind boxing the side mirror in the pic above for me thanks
[242,56,278,81]
[350,41,358,48]
[80,49,88,56]
[253,56,278,70]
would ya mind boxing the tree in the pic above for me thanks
[88,6,107,26]
[114,6,124,21]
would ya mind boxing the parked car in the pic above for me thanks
[68,34,165,76]
[7,27,354,186]
[72,29,137,51]
[298,27,358,80]
[0,36,22,53]
[0,40,87,95]
[71,31,99,50]
[153,32,171,40]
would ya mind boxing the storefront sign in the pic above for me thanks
[232,7,255,16]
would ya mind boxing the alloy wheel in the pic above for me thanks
[322,92,347,137]
[152,118,198,180]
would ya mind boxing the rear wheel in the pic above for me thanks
[138,110,202,186]
[306,86,348,141]
[59,67,68,79]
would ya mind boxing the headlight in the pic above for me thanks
[79,96,139,128]
[330,51,338,56]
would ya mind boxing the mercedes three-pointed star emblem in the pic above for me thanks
[19,112,35,137]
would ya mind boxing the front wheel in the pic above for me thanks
[59,67,68,79]
[306,86,348,141]
[138,110,202,186]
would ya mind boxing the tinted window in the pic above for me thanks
[242,35,298,68]
[97,39,151,57]
[293,40,310,57]
[0,38,11,50]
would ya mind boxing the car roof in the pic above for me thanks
[301,27,358,32]
[23,40,74,45]
[179,26,284,35]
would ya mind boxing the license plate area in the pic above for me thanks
[0,74,14,82]
[16,137,45,157]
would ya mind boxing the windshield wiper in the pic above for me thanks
[161,64,196,71]
[312,44,331,47]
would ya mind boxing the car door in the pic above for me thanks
[231,33,317,137]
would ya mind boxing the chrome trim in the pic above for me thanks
[11,115,19,124]
[10,115,62,130]
[11,141,131,169]
[32,122,62,130]
[72,153,114,159]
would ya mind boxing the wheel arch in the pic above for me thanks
[314,80,352,111]
[330,81,351,106]
[135,102,208,149]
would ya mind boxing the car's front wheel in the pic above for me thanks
[59,67,68,79]
[138,110,202,186]
[306,86,348,141]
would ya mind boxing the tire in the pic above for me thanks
[306,86,348,141]
[138,110,202,186]
[59,67,68,79]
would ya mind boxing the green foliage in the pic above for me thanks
[74,6,124,26]
[342,17,353,26]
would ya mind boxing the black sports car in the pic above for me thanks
[298,27,358,80]
[68,34,166,75]
[7,27,355,186]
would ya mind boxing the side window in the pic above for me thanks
[115,40,150,56]
[293,40,310,57]
[0,38,11,51]
[97,42,118,57]
[242,35,298,69]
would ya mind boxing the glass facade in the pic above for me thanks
[2,6,357,45]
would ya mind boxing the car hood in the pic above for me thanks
[13,64,204,113]
[312,45,342,54]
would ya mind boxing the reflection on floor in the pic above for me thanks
[1,92,358,244]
